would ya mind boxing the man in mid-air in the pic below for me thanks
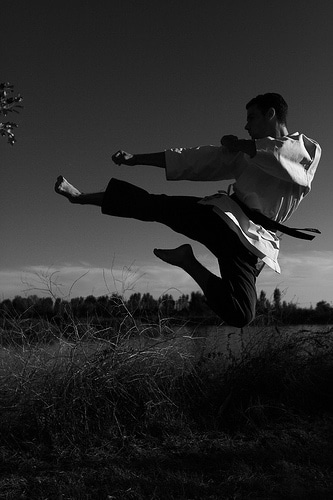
[55,93,321,327]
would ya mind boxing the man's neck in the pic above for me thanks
[272,123,289,138]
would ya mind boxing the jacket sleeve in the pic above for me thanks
[165,145,247,181]
[252,135,321,188]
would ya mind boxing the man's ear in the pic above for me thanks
[267,107,276,121]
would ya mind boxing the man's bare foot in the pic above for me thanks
[54,176,82,203]
[153,244,195,268]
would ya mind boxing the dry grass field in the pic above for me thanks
[1,314,333,499]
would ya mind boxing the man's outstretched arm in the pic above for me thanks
[112,150,166,168]
[112,136,255,169]
[112,143,243,182]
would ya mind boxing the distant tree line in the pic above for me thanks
[0,288,332,325]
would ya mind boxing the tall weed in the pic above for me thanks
[1,311,332,455]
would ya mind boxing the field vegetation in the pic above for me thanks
[1,299,333,499]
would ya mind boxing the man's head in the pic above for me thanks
[245,93,288,139]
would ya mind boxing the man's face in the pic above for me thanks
[245,105,272,140]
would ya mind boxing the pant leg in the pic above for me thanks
[102,178,257,326]
[101,178,216,245]
[205,240,258,327]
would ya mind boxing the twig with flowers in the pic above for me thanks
[0,82,23,145]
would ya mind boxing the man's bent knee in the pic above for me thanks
[211,303,255,327]
[205,278,256,327]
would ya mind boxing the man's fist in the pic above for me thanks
[112,150,136,166]
[220,135,239,153]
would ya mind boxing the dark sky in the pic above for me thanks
[2,0,333,306]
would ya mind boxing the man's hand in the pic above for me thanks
[220,135,239,153]
[221,135,256,157]
[112,150,137,166]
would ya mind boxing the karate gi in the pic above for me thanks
[101,133,321,326]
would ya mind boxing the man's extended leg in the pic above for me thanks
[55,176,257,326]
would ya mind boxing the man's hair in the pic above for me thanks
[246,93,288,124]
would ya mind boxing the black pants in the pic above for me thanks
[101,178,258,327]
